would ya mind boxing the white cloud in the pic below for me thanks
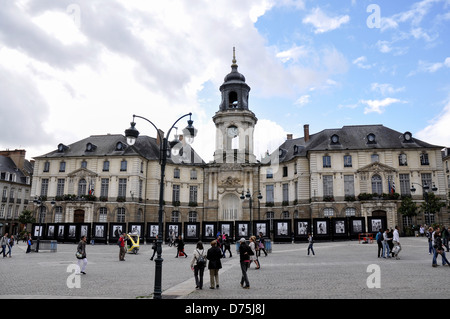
[295,95,310,107]
[360,98,406,114]
[302,7,350,34]
[370,83,405,96]
[416,98,450,147]
[410,57,450,75]
[353,56,373,69]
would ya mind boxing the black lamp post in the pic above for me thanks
[410,182,438,223]
[240,189,262,236]
[125,112,196,299]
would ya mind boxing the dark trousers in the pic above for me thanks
[194,266,204,289]
[377,242,383,257]
[240,261,250,287]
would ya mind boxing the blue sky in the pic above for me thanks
[0,0,449,162]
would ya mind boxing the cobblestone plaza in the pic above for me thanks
[0,236,448,300]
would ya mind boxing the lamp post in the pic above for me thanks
[125,113,196,299]
[240,189,262,236]
[410,182,438,224]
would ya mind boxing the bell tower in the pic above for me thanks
[213,48,257,164]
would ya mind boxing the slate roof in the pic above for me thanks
[35,134,205,165]
[0,156,32,184]
[275,125,445,163]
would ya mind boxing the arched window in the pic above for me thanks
[371,174,382,195]
[117,207,126,222]
[229,91,238,108]
[99,207,108,222]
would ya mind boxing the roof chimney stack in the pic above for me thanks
[304,124,310,142]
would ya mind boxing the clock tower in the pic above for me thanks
[212,48,257,164]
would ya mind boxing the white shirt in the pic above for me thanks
[393,229,400,242]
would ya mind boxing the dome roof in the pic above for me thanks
[223,47,246,83]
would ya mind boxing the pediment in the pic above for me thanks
[357,162,397,174]
[68,168,98,178]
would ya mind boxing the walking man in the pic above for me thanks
[239,238,253,289]
[119,233,126,261]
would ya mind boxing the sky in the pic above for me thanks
[1,0,450,163]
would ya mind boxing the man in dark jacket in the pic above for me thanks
[206,240,222,289]
[239,238,253,289]
[432,232,450,267]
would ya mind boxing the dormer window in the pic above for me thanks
[367,133,376,144]
[57,143,68,152]
[330,134,340,144]
[86,142,97,152]
[403,131,413,143]
[116,142,125,151]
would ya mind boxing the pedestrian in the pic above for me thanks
[206,240,222,289]
[376,229,383,258]
[249,236,260,269]
[238,238,252,289]
[388,229,394,257]
[392,226,402,260]
[0,233,8,258]
[442,226,449,252]
[26,233,32,253]
[190,241,206,290]
[382,229,391,258]
[432,231,450,267]
[169,231,176,247]
[7,235,14,257]
[307,233,315,256]
[426,227,434,255]
[76,235,88,275]
[257,232,268,257]
[175,235,187,258]
[419,225,425,237]
[222,234,232,258]
[150,235,158,261]
[119,233,126,261]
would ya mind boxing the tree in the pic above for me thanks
[18,209,35,225]
[420,192,445,216]
[398,196,418,217]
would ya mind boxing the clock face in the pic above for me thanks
[227,126,238,138]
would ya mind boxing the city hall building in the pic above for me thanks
[27,54,449,243]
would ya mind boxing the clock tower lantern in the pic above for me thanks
[213,48,258,164]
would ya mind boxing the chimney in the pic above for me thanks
[156,129,165,146]
[304,124,310,142]
[0,149,26,170]
[287,134,293,140]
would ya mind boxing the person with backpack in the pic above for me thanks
[432,231,450,267]
[190,241,206,290]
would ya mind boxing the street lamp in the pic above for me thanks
[240,189,262,236]
[125,112,196,299]
[410,182,438,224]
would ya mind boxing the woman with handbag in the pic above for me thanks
[190,241,206,289]
[76,235,88,275]
[249,236,260,269]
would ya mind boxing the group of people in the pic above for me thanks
[0,233,15,258]
[375,226,402,260]
[189,235,265,290]
[426,225,450,267]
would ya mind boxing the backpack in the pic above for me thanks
[196,250,206,267]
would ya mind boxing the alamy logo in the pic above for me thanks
[366,264,381,288]
[366,4,381,29]
[66,264,81,289]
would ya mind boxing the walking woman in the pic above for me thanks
[76,235,88,275]
[175,235,188,258]
[249,236,260,269]
[307,233,315,256]
[190,241,206,289]
[206,240,222,289]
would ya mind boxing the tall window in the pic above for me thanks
[420,153,429,166]
[117,207,126,222]
[399,154,407,166]
[40,179,49,197]
[171,211,180,222]
[103,160,110,172]
[99,207,108,222]
[421,173,432,189]
[344,155,352,168]
[344,175,354,196]
[371,154,379,163]
[78,179,87,196]
[371,174,382,194]
[59,161,66,172]
[323,156,331,168]
[120,160,127,171]
[282,183,289,203]
[266,185,274,204]
[174,168,180,179]
[399,174,411,196]
[189,186,198,204]
[188,211,197,222]
[172,185,180,202]
[118,179,127,197]
[323,176,333,197]
[56,179,65,197]
[54,206,63,223]
[101,178,109,198]
[190,169,197,180]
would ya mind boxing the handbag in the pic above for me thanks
[76,251,83,259]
